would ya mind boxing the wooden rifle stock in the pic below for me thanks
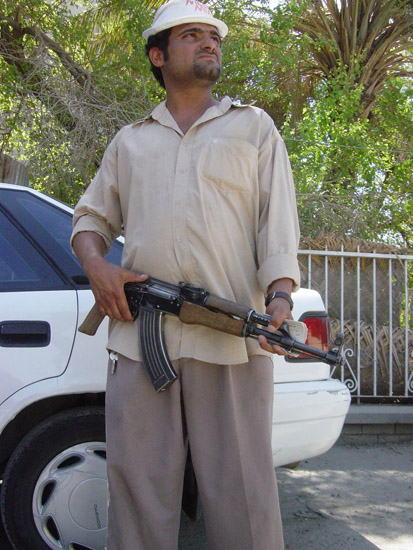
[78,303,105,336]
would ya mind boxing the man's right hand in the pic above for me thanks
[72,232,147,322]
[84,256,147,322]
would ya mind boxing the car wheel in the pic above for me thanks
[0,407,107,550]
[282,461,301,470]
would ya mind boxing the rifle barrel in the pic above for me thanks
[248,326,342,366]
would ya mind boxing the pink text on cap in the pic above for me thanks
[186,1,212,15]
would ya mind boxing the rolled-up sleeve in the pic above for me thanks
[71,134,123,255]
[257,118,300,293]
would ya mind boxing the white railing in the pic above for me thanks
[298,247,413,402]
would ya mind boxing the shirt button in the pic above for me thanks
[177,236,183,242]
[178,169,186,174]
[176,199,183,204]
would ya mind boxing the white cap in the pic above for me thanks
[143,0,228,41]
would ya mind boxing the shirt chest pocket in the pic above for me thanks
[200,138,258,193]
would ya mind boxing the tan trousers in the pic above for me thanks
[105,354,284,550]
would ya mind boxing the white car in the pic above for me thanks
[0,183,350,550]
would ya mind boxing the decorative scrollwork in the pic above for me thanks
[331,347,359,393]
[408,368,413,395]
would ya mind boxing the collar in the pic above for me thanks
[132,96,247,132]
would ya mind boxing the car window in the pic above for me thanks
[0,211,66,291]
[16,196,122,268]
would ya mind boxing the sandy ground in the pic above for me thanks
[1,442,412,549]
[178,441,413,550]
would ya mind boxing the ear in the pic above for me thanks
[149,47,165,68]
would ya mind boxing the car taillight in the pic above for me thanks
[288,314,331,361]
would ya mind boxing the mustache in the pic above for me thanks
[196,50,218,59]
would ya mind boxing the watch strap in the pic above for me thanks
[265,291,294,310]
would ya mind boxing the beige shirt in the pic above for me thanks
[72,96,300,364]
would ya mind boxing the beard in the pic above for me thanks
[193,60,221,83]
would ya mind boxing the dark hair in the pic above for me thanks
[145,28,172,89]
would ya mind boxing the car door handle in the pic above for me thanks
[72,274,89,285]
[0,321,51,347]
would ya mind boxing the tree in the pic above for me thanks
[0,0,411,246]
[283,72,412,245]
[0,1,164,201]
[280,0,413,245]
[293,0,412,118]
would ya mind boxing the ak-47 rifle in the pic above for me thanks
[79,277,345,392]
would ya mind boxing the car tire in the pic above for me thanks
[282,461,301,469]
[0,407,107,550]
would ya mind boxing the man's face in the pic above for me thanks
[156,23,222,86]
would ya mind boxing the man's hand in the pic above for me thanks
[258,278,294,355]
[83,256,147,322]
[72,231,147,322]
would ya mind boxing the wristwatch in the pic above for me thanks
[265,291,294,311]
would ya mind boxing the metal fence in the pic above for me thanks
[298,247,413,403]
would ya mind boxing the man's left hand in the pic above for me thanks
[258,296,293,355]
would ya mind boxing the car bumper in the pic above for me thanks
[272,378,351,467]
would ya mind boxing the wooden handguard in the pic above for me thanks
[179,301,245,336]
[78,303,105,336]
[205,294,253,319]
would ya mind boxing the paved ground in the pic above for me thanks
[179,441,413,550]
[1,442,413,549]
[278,442,413,550]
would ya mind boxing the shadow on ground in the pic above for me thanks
[2,442,412,550]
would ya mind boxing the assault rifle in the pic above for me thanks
[79,277,345,392]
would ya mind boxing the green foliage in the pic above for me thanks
[282,0,413,246]
[0,0,411,247]
[283,71,412,245]
[0,1,158,201]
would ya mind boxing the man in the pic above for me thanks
[71,1,300,548]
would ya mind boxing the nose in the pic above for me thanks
[200,35,219,52]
